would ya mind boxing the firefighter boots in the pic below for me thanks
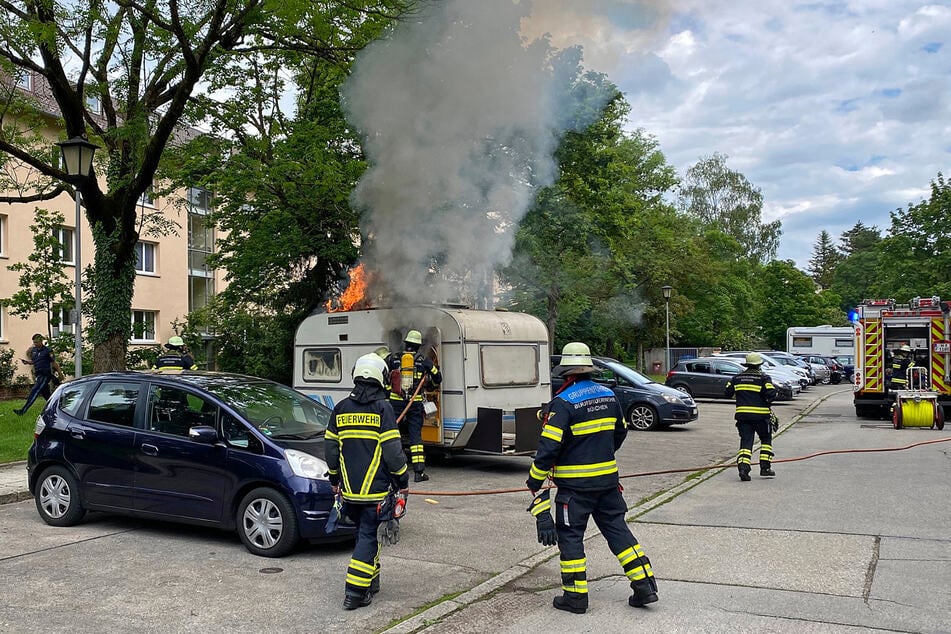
[629,578,659,608]
[343,590,373,610]
[738,463,752,482]
[414,472,429,483]
[369,574,380,595]
[552,592,588,614]
[760,462,776,477]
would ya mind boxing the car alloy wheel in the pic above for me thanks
[35,466,86,527]
[627,404,659,431]
[237,487,300,558]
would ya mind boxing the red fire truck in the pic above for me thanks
[853,296,950,425]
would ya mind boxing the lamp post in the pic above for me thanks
[56,136,99,378]
[662,285,673,372]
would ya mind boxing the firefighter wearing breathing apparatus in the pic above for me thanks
[888,344,915,391]
[325,353,409,611]
[527,342,659,615]
[724,352,778,481]
[386,329,442,482]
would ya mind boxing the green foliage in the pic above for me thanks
[757,261,845,349]
[3,208,74,340]
[807,230,842,290]
[0,348,16,387]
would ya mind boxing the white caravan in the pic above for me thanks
[786,326,855,358]
[293,305,551,456]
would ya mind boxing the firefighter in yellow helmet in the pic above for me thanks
[152,336,198,371]
[888,344,915,391]
[325,353,409,610]
[724,353,777,481]
[527,342,658,614]
[385,329,441,482]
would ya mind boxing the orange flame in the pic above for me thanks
[326,263,372,312]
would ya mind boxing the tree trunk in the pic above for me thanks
[89,221,137,372]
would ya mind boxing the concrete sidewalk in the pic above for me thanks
[390,389,951,633]
[0,460,30,505]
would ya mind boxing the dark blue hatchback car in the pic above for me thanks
[28,371,353,557]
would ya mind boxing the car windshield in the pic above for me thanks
[600,360,654,385]
[205,380,330,440]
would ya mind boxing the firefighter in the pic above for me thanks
[325,353,409,610]
[386,329,442,482]
[152,336,198,371]
[724,352,777,481]
[888,345,915,390]
[527,342,658,615]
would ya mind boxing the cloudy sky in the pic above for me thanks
[524,1,950,269]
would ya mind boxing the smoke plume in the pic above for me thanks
[342,0,668,308]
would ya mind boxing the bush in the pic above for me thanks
[0,348,15,387]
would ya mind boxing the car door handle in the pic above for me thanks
[140,444,159,456]
[69,429,85,440]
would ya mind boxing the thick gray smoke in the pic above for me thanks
[342,0,665,308]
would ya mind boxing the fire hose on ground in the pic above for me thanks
[406,435,951,498]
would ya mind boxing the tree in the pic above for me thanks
[677,153,781,264]
[807,230,842,290]
[0,0,412,371]
[3,207,74,341]
[837,221,881,256]
[757,260,843,350]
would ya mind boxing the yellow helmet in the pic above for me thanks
[744,352,764,367]
[374,346,390,359]
[167,336,185,348]
[556,342,595,376]
[900,345,911,352]
[404,330,423,346]
[353,353,387,387]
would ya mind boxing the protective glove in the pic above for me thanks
[325,493,344,534]
[769,412,779,433]
[377,518,401,546]
[527,489,557,546]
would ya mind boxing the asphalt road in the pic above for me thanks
[0,385,838,633]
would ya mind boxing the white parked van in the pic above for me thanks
[293,305,551,456]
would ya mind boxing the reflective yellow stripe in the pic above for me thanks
[734,384,762,392]
[360,444,383,495]
[570,417,616,435]
[339,430,381,440]
[531,499,551,516]
[350,559,376,574]
[336,413,381,427]
[529,464,550,480]
[379,429,401,442]
[736,406,770,414]
[346,574,372,587]
[541,425,563,442]
[325,430,339,440]
[552,460,618,478]
[560,558,585,573]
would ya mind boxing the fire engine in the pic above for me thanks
[852,296,950,427]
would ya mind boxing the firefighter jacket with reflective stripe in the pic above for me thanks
[152,352,198,371]
[724,369,776,420]
[890,357,915,386]
[386,351,442,402]
[325,381,409,503]
[527,379,626,491]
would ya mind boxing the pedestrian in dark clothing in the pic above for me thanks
[16,334,62,415]
[385,329,441,482]
[326,353,409,611]
[724,352,778,481]
[152,335,198,371]
[527,342,658,615]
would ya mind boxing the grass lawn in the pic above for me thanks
[0,398,38,464]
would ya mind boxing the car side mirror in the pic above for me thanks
[188,425,218,444]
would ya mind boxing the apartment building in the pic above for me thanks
[0,73,226,379]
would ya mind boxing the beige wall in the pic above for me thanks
[1,188,226,379]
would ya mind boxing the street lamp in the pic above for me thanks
[56,136,99,378]
[662,285,673,372]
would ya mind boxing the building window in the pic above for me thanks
[55,227,75,264]
[131,310,156,342]
[187,187,213,214]
[0,304,5,341]
[52,306,75,336]
[87,94,101,114]
[134,241,156,274]
[138,187,155,208]
[189,275,215,312]
[0,214,6,257]
[15,73,31,91]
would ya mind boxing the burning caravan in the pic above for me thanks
[293,305,551,456]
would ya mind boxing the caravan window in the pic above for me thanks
[792,336,812,348]
[480,344,539,387]
[302,348,342,383]
[834,338,854,348]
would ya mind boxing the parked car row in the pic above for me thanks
[664,356,800,400]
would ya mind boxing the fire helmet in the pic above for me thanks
[743,352,764,367]
[900,344,911,352]
[167,336,185,348]
[555,342,596,376]
[374,346,390,359]
[353,353,388,388]
[404,330,423,346]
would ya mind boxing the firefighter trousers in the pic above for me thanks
[736,418,774,470]
[343,503,381,596]
[553,486,656,598]
[394,399,426,473]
